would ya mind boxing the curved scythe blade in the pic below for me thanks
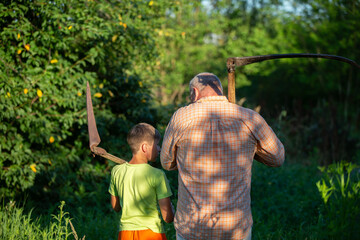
[86,81,101,151]
[227,53,360,68]
[226,53,360,103]
[86,81,126,164]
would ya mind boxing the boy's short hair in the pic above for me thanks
[127,123,161,154]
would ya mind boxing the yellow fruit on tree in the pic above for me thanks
[30,164,37,173]
[37,89,43,98]
[94,93,102,98]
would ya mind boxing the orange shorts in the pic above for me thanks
[118,229,167,240]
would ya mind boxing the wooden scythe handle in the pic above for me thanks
[91,146,126,164]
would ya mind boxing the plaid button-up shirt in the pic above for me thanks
[161,96,285,240]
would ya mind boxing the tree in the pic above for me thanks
[275,0,360,163]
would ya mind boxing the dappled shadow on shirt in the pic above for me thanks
[161,98,285,239]
[110,164,168,233]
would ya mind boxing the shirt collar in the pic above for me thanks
[196,96,229,103]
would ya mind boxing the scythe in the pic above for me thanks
[227,53,360,103]
[86,81,126,164]
[86,53,360,164]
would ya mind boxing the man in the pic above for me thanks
[160,72,285,240]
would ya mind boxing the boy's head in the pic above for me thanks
[127,123,161,156]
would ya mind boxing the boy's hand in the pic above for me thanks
[110,195,121,212]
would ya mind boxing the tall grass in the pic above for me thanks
[0,201,83,240]
[1,161,359,240]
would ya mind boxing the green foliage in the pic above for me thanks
[1,0,360,239]
[151,1,219,105]
[269,0,360,164]
[316,161,360,239]
[0,0,173,199]
[152,0,289,106]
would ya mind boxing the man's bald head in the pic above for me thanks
[189,73,223,102]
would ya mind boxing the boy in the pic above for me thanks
[109,123,174,240]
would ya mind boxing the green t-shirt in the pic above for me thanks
[108,163,172,233]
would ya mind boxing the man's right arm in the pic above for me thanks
[160,114,179,171]
[252,112,285,167]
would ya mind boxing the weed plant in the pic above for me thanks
[316,161,360,239]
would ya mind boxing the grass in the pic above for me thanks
[1,160,359,240]
[0,201,73,240]
[251,160,322,240]
[0,200,119,240]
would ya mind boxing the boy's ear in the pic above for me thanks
[140,142,148,153]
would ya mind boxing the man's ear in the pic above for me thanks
[193,87,200,102]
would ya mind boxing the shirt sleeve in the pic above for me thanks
[108,167,119,196]
[160,111,180,170]
[155,170,173,200]
[252,112,285,167]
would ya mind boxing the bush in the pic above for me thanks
[0,0,172,200]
